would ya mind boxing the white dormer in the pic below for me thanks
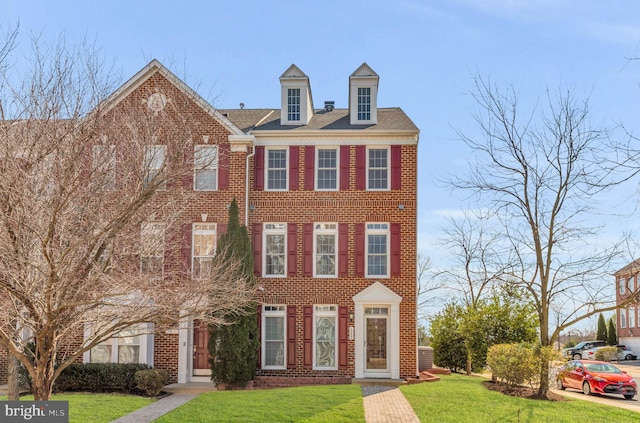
[349,63,379,125]
[280,65,314,126]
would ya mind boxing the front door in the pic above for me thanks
[364,307,390,377]
[193,320,211,376]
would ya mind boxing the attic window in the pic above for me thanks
[288,88,301,121]
[357,87,371,121]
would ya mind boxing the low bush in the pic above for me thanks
[135,369,170,397]
[487,343,538,386]
[595,346,618,362]
[54,363,152,394]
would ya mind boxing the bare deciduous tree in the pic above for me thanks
[447,77,634,397]
[0,37,255,400]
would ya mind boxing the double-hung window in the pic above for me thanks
[144,145,166,190]
[314,305,337,370]
[140,222,164,277]
[264,223,286,277]
[316,148,338,190]
[92,144,115,190]
[357,87,371,121]
[192,223,216,279]
[194,145,218,190]
[621,308,627,329]
[287,88,301,121]
[630,307,636,329]
[366,223,389,277]
[367,148,389,190]
[90,327,141,364]
[263,305,286,369]
[266,148,288,191]
[314,223,337,277]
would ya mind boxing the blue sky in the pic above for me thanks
[4,0,640,271]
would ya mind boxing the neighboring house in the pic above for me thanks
[615,259,640,352]
[0,60,419,386]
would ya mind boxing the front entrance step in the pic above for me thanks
[163,382,218,394]
[352,378,407,387]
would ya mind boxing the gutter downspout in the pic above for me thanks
[245,143,255,226]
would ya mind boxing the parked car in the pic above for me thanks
[581,345,637,361]
[557,360,637,400]
[563,340,606,360]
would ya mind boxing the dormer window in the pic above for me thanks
[349,63,379,125]
[357,87,371,121]
[288,88,301,121]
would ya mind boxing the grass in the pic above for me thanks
[401,373,640,422]
[154,384,365,423]
[0,392,154,423]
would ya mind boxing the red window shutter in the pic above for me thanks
[303,223,313,277]
[254,146,264,190]
[288,223,297,276]
[181,223,192,275]
[391,145,401,190]
[287,306,297,369]
[339,223,349,277]
[218,143,230,190]
[355,223,365,277]
[252,223,262,276]
[305,146,315,190]
[257,305,262,369]
[218,223,227,235]
[391,223,401,276]
[338,306,348,369]
[355,145,366,190]
[340,145,350,191]
[289,146,299,191]
[183,146,194,190]
[303,305,313,368]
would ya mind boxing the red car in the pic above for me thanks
[557,360,637,400]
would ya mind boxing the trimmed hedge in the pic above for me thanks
[135,369,170,397]
[53,363,152,394]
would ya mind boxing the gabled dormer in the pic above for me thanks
[280,65,314,126]
[349,63,379,125]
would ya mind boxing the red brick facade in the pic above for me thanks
[615,262,640,352]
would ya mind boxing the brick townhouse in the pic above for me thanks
[0,59,419,386]
[614,259,640,352]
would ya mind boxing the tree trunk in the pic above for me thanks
[31,359,55,401]
[7,353,20,400]
[537,358,550,398]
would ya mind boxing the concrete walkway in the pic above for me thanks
[110,394,197,423]
[362,385,420,423]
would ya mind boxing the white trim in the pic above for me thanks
[366,146,390,191]
[83,323,154,366]
[265,147,289,192]
[252,136,418,146]
[193,145,219,191]
[313,223,338,278]
[365,223,390,278]
[313,305,338,370]
[262,305,287,370]
[315,147,339,191]
[192,223,217,279]
[263,223,287,278]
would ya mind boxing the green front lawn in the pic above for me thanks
[401,373,639,422]
[154,384,365,423]
[0,393,154,423]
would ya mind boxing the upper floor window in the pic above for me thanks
[357,87,371,121]
[267,148,288,191]
[366,223,389,278]
[314,305,337,370]
[194,145,218,190]
[144,145,166,190]
[92,144,115,190]
[140,222,164,277]
[621,308,627,329]
[264,223,286,277]
[262,305,286,369]
[630,307,636,329]
[316,148,338,191]
[314,223,337,277]
[619,278,625,295]
[287,88,301,121]
[367,148,389,190]
[193,223,216,279]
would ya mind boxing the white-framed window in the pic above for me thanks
[314,223,337,278]
[314,305,337,370]
[287,88,301,121]
[264,223,286,277]
[192,223,217,279]
[630,307,636,329]
[621,308,627,329]
[367,147,389,190]
[262,305,286,369]
[144,145,166,190]
[87,324,152,365]
[266,148,288,191]
[366,223,389,278]
[140,222,164,277]
[92,144,115,190]
[619,278,626,295]
[194,145,218,190]
[316,148,338,191]
[357,87,371,121]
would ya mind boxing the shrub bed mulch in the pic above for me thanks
[483,380,566,401]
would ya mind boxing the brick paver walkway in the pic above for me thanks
[110,394,196,423]
[362,385,420,423]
